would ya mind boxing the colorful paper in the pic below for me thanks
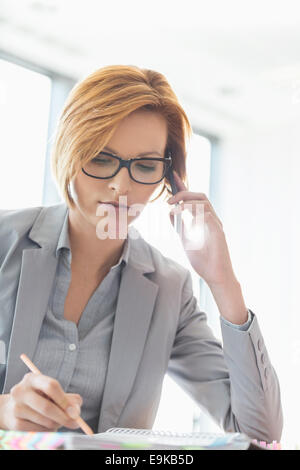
[0,430,65,450]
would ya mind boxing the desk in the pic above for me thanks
[0,430,283,450]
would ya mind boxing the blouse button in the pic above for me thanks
[69,343,76,351]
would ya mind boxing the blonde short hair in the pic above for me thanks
[51,65,192,208]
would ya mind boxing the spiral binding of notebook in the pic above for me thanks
[64,427,257,450]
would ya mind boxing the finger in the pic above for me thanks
[37,391,82,428]
[171,199,222,227]
[36,391,82,410]
[66,393,83,407]
[169,211,193,248]
[22,387,79,428]
[11,418,57,432]
[170,206,222,243]
[172,200,205,215]
[14,403,60,431]
[29,374,78,419]
[170,200,207,219]
[168,191,208,205]
[59,417,81,430]
[64,394,82,423]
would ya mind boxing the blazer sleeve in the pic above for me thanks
[167,269,283,443]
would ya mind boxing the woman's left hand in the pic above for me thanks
[168,171,237,289]
[168,171,249,325]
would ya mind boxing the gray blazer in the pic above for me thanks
[0,202,283,439]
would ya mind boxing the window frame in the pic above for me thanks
[0,50,76,206]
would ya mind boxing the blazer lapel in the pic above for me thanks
[98,228,158,432]
[3,203,68,393]
[3,248,58,392]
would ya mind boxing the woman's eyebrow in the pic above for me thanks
[103,146,163,157]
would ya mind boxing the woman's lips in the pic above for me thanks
[98,201,129,209]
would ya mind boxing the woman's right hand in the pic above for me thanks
[0,372,83,431]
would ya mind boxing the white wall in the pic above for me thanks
[207,120,300,447]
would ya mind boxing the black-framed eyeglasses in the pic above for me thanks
[82,150,172,185]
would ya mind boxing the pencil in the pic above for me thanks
[20,353,94,435]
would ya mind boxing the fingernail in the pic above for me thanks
[67,406,80,420]
[167,197,175,204]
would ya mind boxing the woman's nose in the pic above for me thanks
[107,166,132,194]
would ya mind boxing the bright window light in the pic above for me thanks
[0,59,51,209]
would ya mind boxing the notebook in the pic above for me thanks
[64,427,263,450]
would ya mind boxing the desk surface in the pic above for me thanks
[0,429,285,450]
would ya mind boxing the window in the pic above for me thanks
[0,58,51,209]
[133,133,219,432]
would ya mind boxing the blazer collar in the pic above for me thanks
[28,202,155,274]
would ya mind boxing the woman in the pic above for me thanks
[0,65,282,440]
